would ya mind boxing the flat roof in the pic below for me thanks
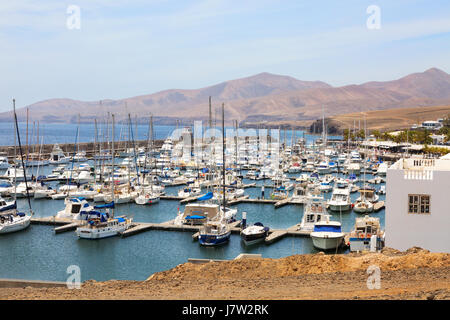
[390,158,450,171]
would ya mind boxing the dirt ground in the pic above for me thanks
[2,247,449,300]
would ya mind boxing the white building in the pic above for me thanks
[421,120,443,130]
[386,157,450,253]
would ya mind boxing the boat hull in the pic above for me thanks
[0,216,31,234]
[311,232,344,250]
[199,231,231,246]
[76,224,129,239]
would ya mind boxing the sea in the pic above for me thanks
[0,122,384,283]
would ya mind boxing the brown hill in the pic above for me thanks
[1,68,450,124]
[330,104,450,131]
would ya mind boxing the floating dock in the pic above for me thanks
[30,217,315,244]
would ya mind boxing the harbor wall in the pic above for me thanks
[0,140,164,159]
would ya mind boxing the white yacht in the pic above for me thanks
[316,160,331,174]
[297,196,329,233]
[134,189,160,205]
[49,144,70,164]
[310,218,345,250]
[178,186,202,199]
[4,167,26,182]
[240,222,269,246]
[198,219,231,246]
[55,197,95,220]
[76,213,132,239]
[327,183,351,212]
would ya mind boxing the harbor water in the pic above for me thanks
[0,122,382,283]
[0,168,385,283]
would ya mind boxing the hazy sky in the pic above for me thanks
[1,0,450,112]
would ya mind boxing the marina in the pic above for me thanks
[0,116,394,282]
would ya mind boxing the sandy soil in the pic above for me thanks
[2,247,449,300]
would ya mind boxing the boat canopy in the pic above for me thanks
[185,215,206,220]
[94,202,115,209]
[198,192,213,201]
[313,225,342,232]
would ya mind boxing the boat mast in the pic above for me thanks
[111,113,115,218]
[13,99,33,215]
[13,100,17,205]
[222,103,226,219]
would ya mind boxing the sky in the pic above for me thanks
[1,0,450,112]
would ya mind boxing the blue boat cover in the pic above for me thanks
[197,192,213,201]
[94,202,115,209]
[0,202,16,212]
[116,217,125,223]
[313,225,342,232]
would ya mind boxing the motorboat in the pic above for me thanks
[178,186,202,199]
[135,189,160,205]
[49,144,70,164]
[55,197,95,220]
[316,160,331,174]
[327,183,351,212]
[348,215,385,252]
[76,212,132,239]
[310,217,345,250]
[240,222,269,246]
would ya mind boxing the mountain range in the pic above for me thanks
[1,67,450,125]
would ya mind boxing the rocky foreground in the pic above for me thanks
[2,247,449,300]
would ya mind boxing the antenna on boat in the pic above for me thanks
[13,99,33,216]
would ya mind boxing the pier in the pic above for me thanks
[30,217,315,243]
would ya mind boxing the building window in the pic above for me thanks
[408,194,430,214]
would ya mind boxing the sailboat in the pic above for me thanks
[135,115,161,205]
[353,116,375,214]
[0,99,32,234]
[198,103,231,246]
[75,114,133,239]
